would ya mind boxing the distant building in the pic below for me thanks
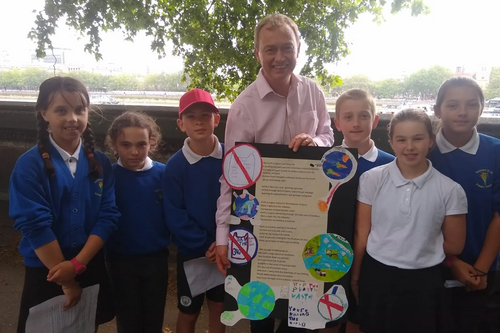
[454,64,491,89]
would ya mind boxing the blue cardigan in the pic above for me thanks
[9,144,120,267]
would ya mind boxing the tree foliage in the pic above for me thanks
[327,65,453,99]
[29,0,427,101]
[403,65,453,99]
[485,67,500,100]
[0,69,186,92]
[373,78,401,98]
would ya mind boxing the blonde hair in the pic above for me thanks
[335,89,376,117]
[254,13,300,50]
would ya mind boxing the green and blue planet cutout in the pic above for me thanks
[302,233,353,282]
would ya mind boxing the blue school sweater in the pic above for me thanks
[357,149,394,176]
[9,144,120,267]
[163,146,223,257]
[429,134,500,271]
[106,161,170,255]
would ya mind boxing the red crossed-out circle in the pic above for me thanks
[222,144,263,190]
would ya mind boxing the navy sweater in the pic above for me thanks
[357,149,394,176]
[429,134,500,271]
[107,161,170,256]
[163,149,222,257]
[9,144,120,267]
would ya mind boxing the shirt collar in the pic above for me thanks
[49,135,81,162]
[388,159,434,189]
[341,140,378,162]
[182,136,223,165]
[117,156,153,171]
[435,127,479,155]
[255,69,302,100]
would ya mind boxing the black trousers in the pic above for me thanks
[106,249,169,333]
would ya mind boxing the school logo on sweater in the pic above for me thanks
[476,169,493,188]
[155,189,163,203]
[94,179,103,196]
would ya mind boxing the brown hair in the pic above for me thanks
[388,109,434,140]
[106,111,162,157]
[36,76,101,178]
[254,13,300,50]
[335,89,376,117]
[435,77,484,111]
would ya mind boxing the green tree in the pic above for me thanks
[0,69,23,89]
[143,72,188,91]
[403,65,453,99]
[20,68,51,89]
[484,67,500,100]
[69,71,111,91]
[373,78,402,98]
[29,0,427,101]
[330,75,373,96]
[108,74,140,91]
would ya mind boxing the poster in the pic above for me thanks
[222,144,358,329]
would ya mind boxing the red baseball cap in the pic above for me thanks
[179,88,219,118]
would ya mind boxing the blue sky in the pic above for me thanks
[1,0,499,79]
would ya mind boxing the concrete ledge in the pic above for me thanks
[1,100,500,201]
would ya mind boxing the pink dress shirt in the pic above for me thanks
[215,70,334,245]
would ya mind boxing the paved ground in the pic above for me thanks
[0,201,250,333]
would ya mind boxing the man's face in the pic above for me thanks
[255,23,300,88]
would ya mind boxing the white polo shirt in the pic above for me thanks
[49,135,81,178]
[358,159,468,269]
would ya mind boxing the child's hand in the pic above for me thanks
[47,260,77,284]
[206,242,217,263]
[61,281,82,310]
[468,271,487,291]
[215,245,231,275]
[450,259,480,289]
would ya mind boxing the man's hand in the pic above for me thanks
[289,133,316,152]
[215,245,230,275]
[61,281,82,310]
[47,260,76,285]
[206,242,217,263]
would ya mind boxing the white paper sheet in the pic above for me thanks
[184,257,225,298]
[26,284,100,333]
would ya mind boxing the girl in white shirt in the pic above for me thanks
[351,109,468,333]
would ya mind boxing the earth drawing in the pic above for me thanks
[237,281,276,320]
[321,150,354,181]
[302,233,354,282]
[233,192,259,220]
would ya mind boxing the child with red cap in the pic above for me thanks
[163,88,226,333]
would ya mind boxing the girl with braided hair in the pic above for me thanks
[9,76,120,333]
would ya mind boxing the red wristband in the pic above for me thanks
[70,258,87,275]
[444,255,456,268]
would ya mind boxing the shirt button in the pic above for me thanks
[406,188,410,192]
[72,242,77,247]
[72,193,78,198]
[405,198,409,201]
[72,225,78,230]
[72,208,78,213]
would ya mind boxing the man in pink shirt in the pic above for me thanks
[215,13,334,333]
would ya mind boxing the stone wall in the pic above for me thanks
[1,101,499,200]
